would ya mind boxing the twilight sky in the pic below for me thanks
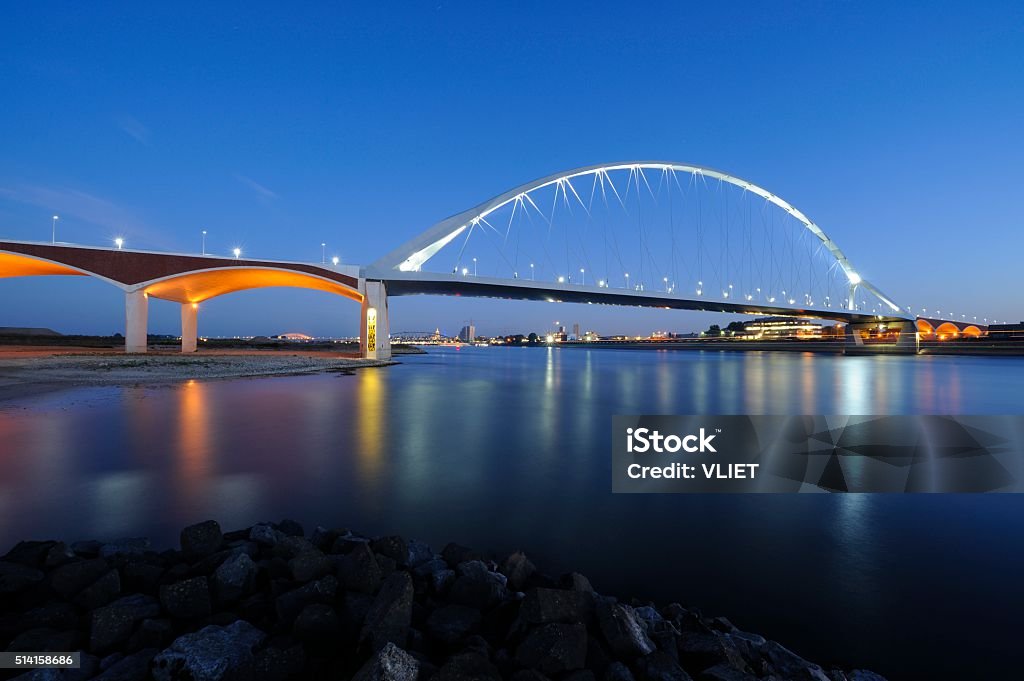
[1,2,1022,337]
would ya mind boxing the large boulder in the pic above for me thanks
[515,622,588,675]
[339,543,384,594]
[0,561,44,595]
[74,569,121,610]
[48,558,108,599]
[213,552,257,603]
[352,641,419,681]
[499,551,537,591]
[159,576,211,620]
[274,575,338,624]
[90,594,161,652]
[293,603,342,646]
[371,536,409,565]
[360,571,414,651]
[426,604,482,644]
[597,602,655,659]
[448,561,507,609]
[180,521,223,560]
[519,587,593,625]
[288,549,333,583]
[151,620,265,681]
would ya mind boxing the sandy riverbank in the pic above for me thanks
[0,346,397,401]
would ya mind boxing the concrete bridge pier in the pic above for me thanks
[181,303,198,353]
[360,279,391,360]
[125,290,149,354]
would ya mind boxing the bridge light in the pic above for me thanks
[768,297,775,303]
[332,256,339,266]
[789,298,796,305]
[462,267,469,276]
[847,271,862,285]
[115,237,124,249]
[233,248,241,259]
[557,275,565,283]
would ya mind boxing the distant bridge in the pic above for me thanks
[2,161,970,358]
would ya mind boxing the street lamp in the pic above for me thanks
[473,257,477,276]
[530,263,535,280]
[624,272,630,289]
[332,256,339,267]
[321,243,326,264]
[580,268,585,285]
[202,230,207,255]
[115,237,124,250]
[663,276,669,292]
[51,215,59,243]
[233,247,241,259]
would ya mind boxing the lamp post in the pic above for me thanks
[51,215,59,243]
[321,243,326,264]
[530,263,535,280]
[580,268,585,285]
[473,257,477,276]
[233,248,241,259]
[115,237,124,250]
[624,272,630,289]
[202,230,207,255]
[332,256,339,267]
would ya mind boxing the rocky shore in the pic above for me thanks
[0,521,887,681]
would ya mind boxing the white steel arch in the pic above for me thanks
[368,161,902,313]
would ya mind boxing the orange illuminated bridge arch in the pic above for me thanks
[141,267,363,304]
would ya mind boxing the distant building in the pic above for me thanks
[272,332,314,341]
[572,323,581,340]
[989,322,1024,341]
[742,317,824,339]
[458,324,476,341]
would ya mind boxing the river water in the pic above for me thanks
[1,347,1021,679]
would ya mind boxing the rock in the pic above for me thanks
[340,542,384,594]
[698,664,759,681]
[90,594,161,652]
[433,650,502,680]
[352,641,419,681]
[407,539,433,567]
[253,643,305,681]
[250,523,285,546]
[564,572,594,593]
[121,561,164,594]
[92,647,158,681]
[632,650,692,681]
[99,538,151,559]
[847,671,889,681]
[448,561,507,609]
[677,631,747,673]
[180,521,223,560]
[371,535,409,565]
[0,561,44,595]
[43,542,76,568]
[413,557,448,578]
[276,519,304,537]
[360,571,414,651]
[499,551,537,591]
[71,540,103,557]
[74,569,121,609]
[431,568,456,594]
[48,558,108,599]
[426,604,482,643]
[213,552,257,603]
[515,622,588,675]
[441,542,483,568]
[5,602,78,635]
[520,587,594,624]
[132,618,174,649]
[605,661,637,681]
[151,620,265,681]
[2,541,58,568]
[293,603,341,646]
[159,576,212,620]
[288,549,333,583]
[274,575,338,623]
[597,602,655,659]
[760,641,831,681]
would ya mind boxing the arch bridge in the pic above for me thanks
[2,162,942,358]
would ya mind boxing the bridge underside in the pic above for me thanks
[380,274,910,325]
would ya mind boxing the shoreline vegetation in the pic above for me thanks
[0,519,888,681]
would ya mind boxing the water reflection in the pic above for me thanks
[0,348,1021,680]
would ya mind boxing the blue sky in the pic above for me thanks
[1,2,1022,337]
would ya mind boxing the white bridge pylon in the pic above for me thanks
[366,162,907,321]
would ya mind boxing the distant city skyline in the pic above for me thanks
[2,2,1022,336]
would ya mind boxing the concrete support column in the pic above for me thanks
[181,303,198,353]
[360,279,391,360]
[843,322,865,348]
[125,290,149,354]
